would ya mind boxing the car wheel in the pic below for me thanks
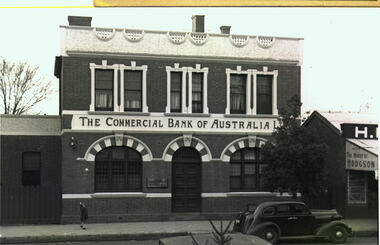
[259,226,279,244]
[329,226,348,244]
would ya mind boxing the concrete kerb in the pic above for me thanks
[0,232,190,244]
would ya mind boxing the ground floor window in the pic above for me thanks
[347,170,367,204]
[95,146,142,192]
[229,147,266,192]
[22,152,41,186]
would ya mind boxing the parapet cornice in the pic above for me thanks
[60,25,304,65]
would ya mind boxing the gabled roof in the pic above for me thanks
[303,110,378,156]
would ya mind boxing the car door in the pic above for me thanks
[289,203,316,235]
[273,204,296,236]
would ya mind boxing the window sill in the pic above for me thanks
[88,111,150,116]
[224,114,279,118]
[164,113,210,117]
[227,192,276,197]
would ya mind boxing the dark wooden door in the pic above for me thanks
[172,147,201,212]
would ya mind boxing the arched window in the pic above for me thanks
[230,147,266,192]
[95,146,142,192]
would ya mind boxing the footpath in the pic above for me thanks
[0,219,378,244]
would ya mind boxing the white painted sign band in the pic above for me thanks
[71,114,279,133]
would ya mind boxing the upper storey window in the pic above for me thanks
[90,60,148,113]
[95,70,114,111]
[166,63,209,114]
[257,74,273,115]
[170,72,182,113]
[225,66,278,116]
[124,70,142,111]
[230,74,247,114]
[192,73,203,113]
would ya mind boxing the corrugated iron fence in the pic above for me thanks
[1,185,61,224]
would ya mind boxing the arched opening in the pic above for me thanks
[172,147,201,212]
[95,146,142,192]
[230,147,267,192]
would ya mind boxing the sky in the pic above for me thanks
[0,1,379,118]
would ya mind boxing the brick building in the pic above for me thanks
[0,15,303,224]
[303,111,378,218]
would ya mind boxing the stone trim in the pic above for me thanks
[83,134,153,162]
[162,135,212,162]
[220,136,268,162]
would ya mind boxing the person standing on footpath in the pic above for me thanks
[79,202,88,229]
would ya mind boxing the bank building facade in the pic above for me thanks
[0,15,303,224]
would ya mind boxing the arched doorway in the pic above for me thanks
[95,146,142,192]
[172,147,201,212]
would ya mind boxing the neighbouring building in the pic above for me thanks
[0,15,303,224]
[303,111,378,218]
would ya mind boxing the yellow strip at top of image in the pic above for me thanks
[94,0,380,6]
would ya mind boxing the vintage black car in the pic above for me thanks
[233,201,353,244]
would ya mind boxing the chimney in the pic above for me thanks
[68,16,92,27]
[220,26,231,35]
[192,15,205,33]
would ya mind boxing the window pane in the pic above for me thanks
[124,71,142,90]
[95,147,142,192]
[96,70,113,89]
[95,161,108,191]
[244,164,255,174]
[230,74,246,114]
[257,75,272,115]
[95,90,113,110]
[244,175,256,189]
[244,149,256,160]
[171,92,181,112]
[230,164,241,176]
[192,73,203,92]
[22,152,41,186]
[171,72,182,90]
[348,171,367,204]
[230,151,241,161]
[125,91,141,110]
[111,162,125,190]
[277,205,291,214]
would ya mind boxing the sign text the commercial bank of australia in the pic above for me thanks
[71,114,279,134]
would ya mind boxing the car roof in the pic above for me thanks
[257,201,306,209]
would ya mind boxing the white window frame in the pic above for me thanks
[225,66,278,116]
[253,67,278,116]
[119,61,149,113]
[166,63,209,114]
[90,60,119,112]
[225,66,252,115]
[89,60,148,113]
[187,64,209,114]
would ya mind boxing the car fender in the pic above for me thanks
[315,221,353,237]
[246,221,281,237]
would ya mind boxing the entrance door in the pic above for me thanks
[172,147,201,212]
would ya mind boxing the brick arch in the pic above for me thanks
[220,136,268,162]
[162,135,212,162]
[84,134,153,162]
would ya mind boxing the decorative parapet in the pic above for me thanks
[257,36,275,48]
[94,28,115,41]
[123,29,144,42]
[189,33,208,45]
[230,35,249,47]
[61,26,303,65]
[167,31,187,44]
